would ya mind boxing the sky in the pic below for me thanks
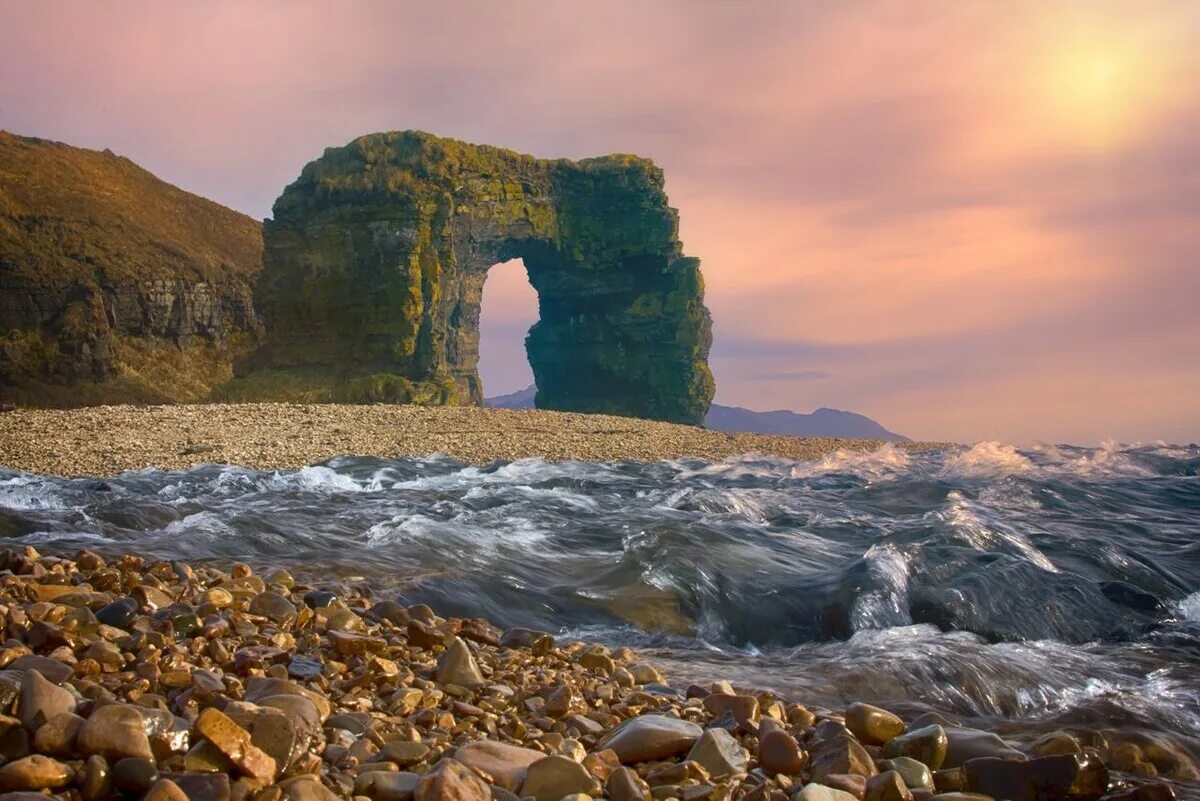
[1,1,1197,444]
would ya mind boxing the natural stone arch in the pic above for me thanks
[232,131,715,424]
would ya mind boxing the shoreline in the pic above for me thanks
[0,403,949,477]
[0,546,1144,801]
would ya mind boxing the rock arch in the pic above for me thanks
[234,131,715,424]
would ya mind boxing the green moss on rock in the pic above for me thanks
[241,131,715,423]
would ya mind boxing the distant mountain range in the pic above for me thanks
[485,386,909,442]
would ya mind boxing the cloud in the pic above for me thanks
[746,370,832,382]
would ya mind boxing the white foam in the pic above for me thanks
[851,544,914,630]
[1178,591,1200,622]
[940,441,1033,478]
[0,475,68,510]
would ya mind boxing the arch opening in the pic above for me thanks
[478,258,538,402]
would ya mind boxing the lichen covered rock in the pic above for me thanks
[233,131,714,423]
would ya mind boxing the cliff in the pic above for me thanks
[0,132,262,406]
[230,131,715,424]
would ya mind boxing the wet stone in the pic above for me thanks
[78,703,154,761]
[355,771,419,801]
[415,758,490,801]
[810,734,878,781]
[865,771,913,801]
[879,758,935,791]
[686,728,748,777]
[372,741,431,767]
[436,637,485,686]
[112,757,160,794]
[963,754,1108,801]
[759,729,806,776]
[194,707,277,780]
[96,596,139,628]
[81,755,113,801]
[941,726,1026,768]
[452,740,545,791]
[167,772,232,801]
[9,655,73,685]
[521,754,603,801]
[607,767,652,801]
[0,755,72,791]
[18,669,75,731]
[249,591,297,622]
[796,784,862,801]
[143,777,190,801]
[882,725,949,771]
[601,714,705,763]
[846,703,905,746]
[31,711,84,756]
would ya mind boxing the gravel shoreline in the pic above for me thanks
[0,404,948,477]
[0,547,1166,801]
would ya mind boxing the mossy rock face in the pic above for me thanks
[238,131,715,423]
[0,131,263,405]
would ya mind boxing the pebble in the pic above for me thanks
[31,711,84,756]
[879,758,935,791]
[865,770,913,801]
[435,638,484,686]
[414,758,490,801]
[601,715,704,763]
[80,755,112,801]
[607,767,652,801]
[355,771,419,801]
[962,754,1108,801]
[78,703,155,761]
[195,707,277,780]
[249,591,298,622]
[759,728,807,776]
[0,755,71,791]
[882,725,949,770]
[95,596,139,628]
[143,777,190,801]
[452,740,545,791]
[112,757,160,793]
[686,728,749,777]
[796,783,863,801]
[17,670,75,731]
[521,754,603,801]
[845,703,905,746]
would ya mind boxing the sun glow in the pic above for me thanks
[1031,31,1167,150]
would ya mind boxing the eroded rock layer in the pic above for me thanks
[232,131,714,424]
[0,132,263,406]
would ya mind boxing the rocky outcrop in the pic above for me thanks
[0,132,262,406]
[231,131,714,424]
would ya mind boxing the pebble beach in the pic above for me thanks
[0,404,944,478]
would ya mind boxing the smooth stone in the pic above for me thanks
[79,703,154,761]
[372,741,431,767]
[369,600,410,625]
[607,767,651,801]
[279,775,342,801]
[628,663,665,684]
[18,670,76,731]
[702,694,760,729]
[112,757,159,793]
[452,740,545,791]
[9,656,72,685]
[96,596,139,628]
[686,728,748,777]
[882,725,949,770]
[224,702,298,776]
[879,758,935,791]
[325,713,371,737]
[32,711,85,756]
[244,676,331,721]
[435,638,484,686]
[600,715,704,763]
[355,771,419,801]
[1030,731,1082,757]
[143,778,190,801]
[194,707,277,780]
[249,591,297,622]
[520,755,603,801]
[941,726,1026,768]
[499,628,553,649]
[865,771,913,801]
[759,729,806,776]
[795,783,862,801]
[0,755,71,791]
[845,703,905,746]
[823,774,868,800]
[810,734,878,781]
[288,655,324,680]
[81,755,112,801]
[259,693,323,744]
[166,772,232,801]
[414,758,490,801]
[963,754,1108,801]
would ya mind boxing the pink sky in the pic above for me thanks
[2,1,1197,443]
